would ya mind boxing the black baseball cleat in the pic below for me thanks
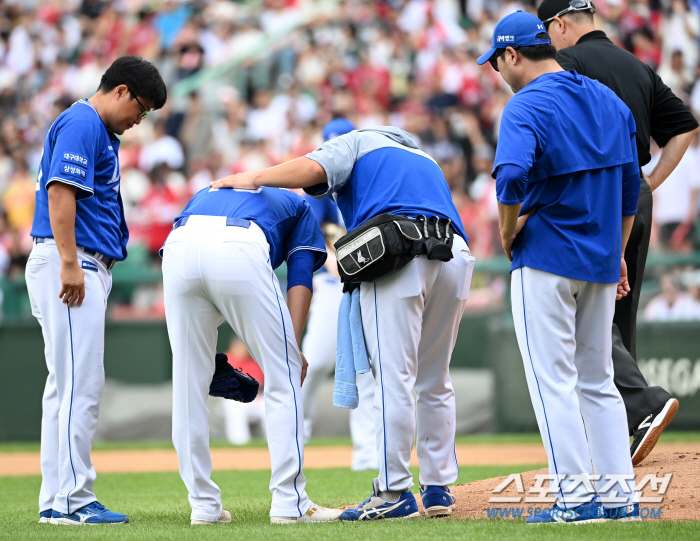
[631,398,679,466]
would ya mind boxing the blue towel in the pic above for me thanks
[333,288,370,409]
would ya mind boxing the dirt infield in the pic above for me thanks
[447,451,700,521]
[0,442,552,476]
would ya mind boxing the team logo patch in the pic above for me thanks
[62,152,88,166]
[62,164,86,178]
[496,35,516,43]
[81,260,98,272]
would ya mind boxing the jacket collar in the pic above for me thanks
[576,30,609,45]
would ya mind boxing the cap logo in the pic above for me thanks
[497,35,515,43]
[537,24,545,30]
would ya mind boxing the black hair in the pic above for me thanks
[517,33,558,62]
[563,10,595,25]
[98,56,167,110]
[489,33,557,69]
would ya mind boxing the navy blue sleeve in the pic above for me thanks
[496,163,528,205]
[304,194,342,225]
[46,115,98,200]
[284,199,327,271]
[286,249,315,291]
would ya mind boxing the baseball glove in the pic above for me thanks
[209,353,259,403]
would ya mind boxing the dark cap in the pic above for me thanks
[538,0,596,25]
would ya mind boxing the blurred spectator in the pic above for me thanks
[657,50,693,101]
[131,164,188,260]
[138,119,185,173]
[644,138,700,251]
[0,0,699,319]
[644,273,700,321]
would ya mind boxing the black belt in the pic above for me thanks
[33,237,117,270]
[172,215,252,230]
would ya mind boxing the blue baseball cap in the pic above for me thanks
[323,118,356,141]
[476,10,551,66]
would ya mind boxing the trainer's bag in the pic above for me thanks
[333,213,454,284]
[209,353,259,403]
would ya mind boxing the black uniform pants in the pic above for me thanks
[612,178,672,435]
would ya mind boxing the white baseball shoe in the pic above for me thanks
[270,502,342,524]
[191,510,232,525]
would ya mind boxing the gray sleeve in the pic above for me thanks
[304,133,360,196]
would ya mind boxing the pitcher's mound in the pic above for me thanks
[439,452,700,521]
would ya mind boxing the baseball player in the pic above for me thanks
[26,56,167,525]
[211,126,475,520]
[301,118,377,471]
[538,0,699,466]
[162,186,343,524]
[479,11,640,523]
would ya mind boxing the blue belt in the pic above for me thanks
[33,238,117,270]
[172,216,252,230]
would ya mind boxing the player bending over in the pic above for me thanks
[161,185,342,525]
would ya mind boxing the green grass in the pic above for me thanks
[2,431,700,453]
[1,466,698,540]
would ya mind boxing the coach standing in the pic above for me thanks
[27,57,166,525]
[479,10,640,522]
[538,0,699,466]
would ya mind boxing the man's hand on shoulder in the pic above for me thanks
[210,171,258,190]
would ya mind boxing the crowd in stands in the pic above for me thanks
[0,0,699,317]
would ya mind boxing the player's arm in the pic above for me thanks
[211,133,357,197]
[46,117,98,306]
[645,128,698,192]
[286,249,318,386]
[618,154,641,300]
[48,182,84,307]
[496,164,529,261]
[647,70,700,192]
[210,157,327,190]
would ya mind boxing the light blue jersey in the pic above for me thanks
[304,127,468,242]
[30,100,128,261]
[174,187,327,271]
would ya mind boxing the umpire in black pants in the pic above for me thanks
[538,0,699,465]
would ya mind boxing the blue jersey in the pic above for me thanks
[174,187,327,271]
[304,127,467,242]
[494,71,641,283]
[303,193,343,226]
[30,100,128,261]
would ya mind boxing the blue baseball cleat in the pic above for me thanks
[605,503,641,522]
[526,495,606,524]
[39,510,53,524]
[420,485,456,517]
[50,502,129,525]
[341,479,421,521]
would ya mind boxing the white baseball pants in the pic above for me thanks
[26,239,112,515]
[511,267,635,508]
[301,272,377,470]
[360,235,475,492]
[162,216,310,521]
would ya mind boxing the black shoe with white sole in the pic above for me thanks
[630,398,679,466]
